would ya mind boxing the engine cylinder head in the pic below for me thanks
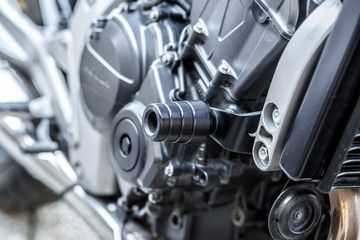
[142,101,215,143]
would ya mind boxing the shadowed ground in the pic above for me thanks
[0,200,101,240]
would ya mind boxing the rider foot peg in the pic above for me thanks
[142,101,216,143]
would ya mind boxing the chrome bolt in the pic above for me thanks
[107,203,117,212]
[149,8,160,21]
[164,163,174,177]
[272,108,281,125]
[219,63,229,74]
[161,53,172,65]
[258,146,268,162]
[118,2,129,12]
[193,22,205,33]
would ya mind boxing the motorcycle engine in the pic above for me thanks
[79,0,325,239]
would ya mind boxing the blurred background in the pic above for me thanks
[0,1,102,239]
[0,200,100,240]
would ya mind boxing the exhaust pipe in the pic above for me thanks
[328,188,360,240]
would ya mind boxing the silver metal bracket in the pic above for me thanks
[253,0,342,171]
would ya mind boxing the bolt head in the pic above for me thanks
[161,53,172,65]
[164,163,174,176]
[219,63,229,74]
[258,146,268,162]
[149,9,160,21]
[107,203,117,212]
[120,135,131,156]
[193,22,205,33]
[272,108,281,125]
[148,192,160,203]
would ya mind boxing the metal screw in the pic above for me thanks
[232,207,246,227]
[148,192,160,203]
[193,22,205,33]
[219,63,229,74]
[272,108,281,125]
[161,53,173,65]
[107,203,117,212]
[149,8,160,21]
[120,135,131,156]
[258,146,268,162]
[118,2,129,12]
[164,162,174,177]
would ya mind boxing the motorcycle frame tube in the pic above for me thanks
[0,115,77,194]
[0,0,119,195]
[0,0,73,142]
[0,111,125,240]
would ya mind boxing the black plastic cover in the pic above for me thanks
[80,6,182,131]
[280,0,360,192]
[189,0,288,110]
[80,15,142,131]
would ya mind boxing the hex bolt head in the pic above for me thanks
[272,108,281,125]
[161,53,173,65]
[120,135,131,156]
[219,63,229,74]
[258,145,269,163]
[149,8,160,21]
[164,163,174,177]
[193,22,205,33]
